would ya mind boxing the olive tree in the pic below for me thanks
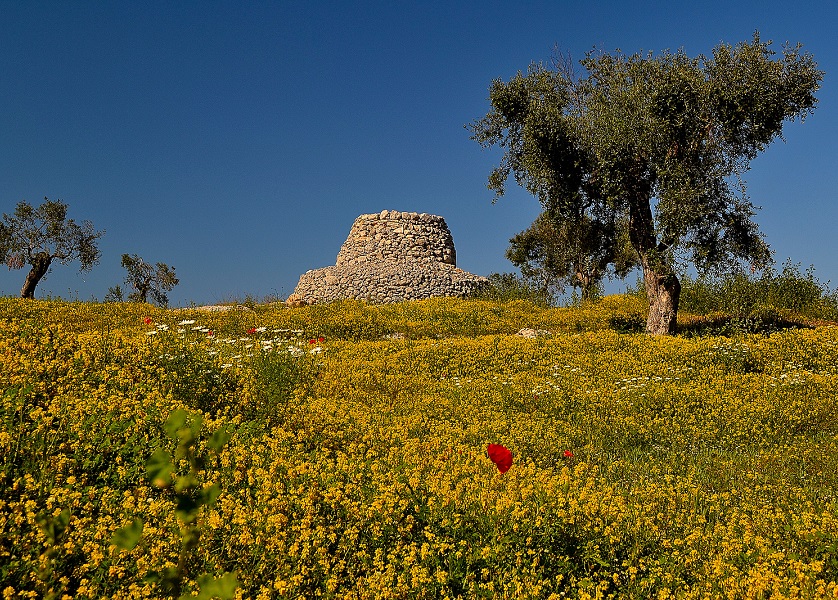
[470,34,822,334]
[120,253,179,306]
[507,209,637,302]
[0,198,104,298]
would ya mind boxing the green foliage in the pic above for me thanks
[113,408,237,599]
[0,385,40,489]
[243,346,318,429]
[0,197,104,298]
[507,210,638,302]
[121,253,179,306]
[33,508,73,600]
[111,517,144,551]
[680,261,838,320]
[194,573,239,600]
[36,508,71,547]
[608,313,646,334]
[470,33,823,333]
[167,348,237,415]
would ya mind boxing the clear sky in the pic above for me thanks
[1,1,835,305]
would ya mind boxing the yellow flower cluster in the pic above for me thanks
[1,296,837,598]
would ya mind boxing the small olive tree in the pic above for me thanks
[507,209,637,302]
[119,253,179,306]
[0,198,104,298]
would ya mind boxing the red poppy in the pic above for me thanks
[487,444,513,474]
[207,330,214,337]
[247,327,256,335]
[143,317,152,325]
[563,450,574,458]
[308,339,316,344]
[318,336,325,342]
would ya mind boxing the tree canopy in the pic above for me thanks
[0,198,104,298]
[470,33,822,334]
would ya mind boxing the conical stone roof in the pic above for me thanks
[287,210,487,305]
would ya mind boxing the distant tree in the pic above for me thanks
[507,209,637,302]
[103,284,125,303]
[0,197,104,298]
[470,33,822,334]
[120,253,179,306]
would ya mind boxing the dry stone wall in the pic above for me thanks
[288,210,487,305]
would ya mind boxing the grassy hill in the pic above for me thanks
[2,296,837,598]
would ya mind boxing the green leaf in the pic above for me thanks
[189,413,204,438]
[111,517,144,550]
[201,484,222,508]
[146,448,175,487]
[164,409,188,439]
[174,474,198,493]
[174,413,201,448]
[207,426,231,452]
[181,526,202,551]
[194,572,238,600]
[141,570,161,584]
[35,508,71,545]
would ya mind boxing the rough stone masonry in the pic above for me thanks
[287,210,488,305]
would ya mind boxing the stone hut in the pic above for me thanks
[287,210,487,305]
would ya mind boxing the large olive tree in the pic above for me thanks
[0,198,104,298]
[471,34,822,334]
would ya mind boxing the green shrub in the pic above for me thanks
[679,261,838,320]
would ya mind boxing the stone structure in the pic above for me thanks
[287,210,487,305]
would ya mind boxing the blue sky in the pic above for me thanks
[1,1,835,305]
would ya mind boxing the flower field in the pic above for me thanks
[2,296,838,599]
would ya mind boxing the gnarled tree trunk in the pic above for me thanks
[575,268,598,303]
[21,253,53,299]
[136,283,150,303]
[641,259,680,335]
[628,191,680,335]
